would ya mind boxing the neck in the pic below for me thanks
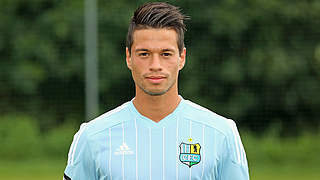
[133,87,181,123]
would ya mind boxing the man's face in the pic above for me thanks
[126,28,186,96]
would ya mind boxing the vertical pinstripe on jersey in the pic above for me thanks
[109,128,112,180]
[135,118,138,180]
[65,100,249,179]
[176,117,179,180]
[200,125,205,179]
[149,127,152,180]
[66,103,129,177]
[122,122,125,180]
[162,127,165,180]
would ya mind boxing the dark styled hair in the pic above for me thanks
[126,2,188,55]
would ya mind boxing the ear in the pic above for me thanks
[178,47,186,70]
[126,47,132,70]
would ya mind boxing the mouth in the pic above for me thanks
[145,76,166,84]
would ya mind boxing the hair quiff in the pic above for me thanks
[126,2,188,55]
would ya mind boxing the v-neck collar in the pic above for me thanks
[128,95,185,128]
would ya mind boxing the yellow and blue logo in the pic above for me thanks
[179,142,201,168]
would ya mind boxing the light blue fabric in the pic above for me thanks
[64,97,249,180]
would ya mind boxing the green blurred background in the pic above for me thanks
[0,0,319,179]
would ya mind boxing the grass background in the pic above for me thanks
[0,115,319,179]
[0,159,319,180]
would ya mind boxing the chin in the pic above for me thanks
[146,90,167,96]
[142,88,168,96]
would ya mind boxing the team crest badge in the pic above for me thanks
[179,142,201,168]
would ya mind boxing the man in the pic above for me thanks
[64,2,249,180]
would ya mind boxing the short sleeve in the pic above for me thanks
[219,120,250,180]
[64,123,97,180]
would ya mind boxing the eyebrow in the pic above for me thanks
[135,48,175,52]
[161,48,175,52]
[135,48,149,52]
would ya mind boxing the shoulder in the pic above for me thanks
[181,99,237,136]
[66,101,132,167]
[80,101,132,137]
[181,100,248,165]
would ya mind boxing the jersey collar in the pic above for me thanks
[128,95,185,127]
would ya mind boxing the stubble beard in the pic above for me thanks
[137,79,176,96]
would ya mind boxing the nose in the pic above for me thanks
[149,54,162,71]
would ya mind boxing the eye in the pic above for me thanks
[138,52,149,57]
[162,52,172,57]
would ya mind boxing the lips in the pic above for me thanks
[145,76,166,83]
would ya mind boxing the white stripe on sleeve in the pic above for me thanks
[135,118,138,180]
[200,125,205,179]
[70,123,87,165]
[226,119,244,164]
[149,127,152,180]
[122,122,125,180]
[162,127,165,180]
[176,117,179,180]
[109,128,112,180]
[189,120,192,180]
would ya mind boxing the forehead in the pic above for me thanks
[132,28,178,51]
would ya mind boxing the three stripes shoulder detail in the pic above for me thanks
[226,119,247,166]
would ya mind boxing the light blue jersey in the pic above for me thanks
[64,97,249,180]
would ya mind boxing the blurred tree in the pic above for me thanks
[176,0,320,135]
[0,0,319,134]
[0,0,85,129]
